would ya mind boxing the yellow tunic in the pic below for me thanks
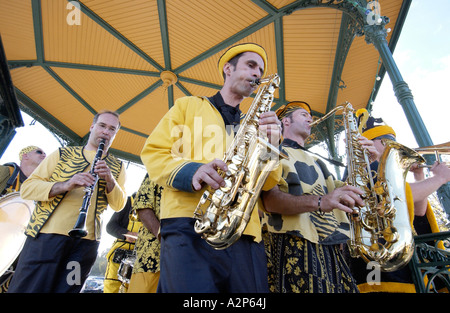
[21,147,127,241]
[141,96,281,242]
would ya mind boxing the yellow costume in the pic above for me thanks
[128,175,162,293]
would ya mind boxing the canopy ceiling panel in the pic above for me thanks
[41,0,157,71]
[119,87,177,135]
[111,128,151,158]
[0,0,409,162]
[80,0,165,67]
[10,66,93,136]
[0,1,36,60]
[180,23,279,91]
[50,67,160,112]
[283,8,341,115]
[165,0,269,70]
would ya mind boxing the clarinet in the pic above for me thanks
[68,139,106,238]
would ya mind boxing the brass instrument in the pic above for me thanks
[0,192,34,276]
[414,142,450,168]
[311,103,425,272]
[68,139,105,238]
[117,251,136,284]
[117,250,136,293]
[193,74,286,250]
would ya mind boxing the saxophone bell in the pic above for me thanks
[310,103,423,271]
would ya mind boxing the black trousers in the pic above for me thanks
[157,218,269,293]
[8,233,99,293]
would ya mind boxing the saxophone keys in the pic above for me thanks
[382,226,399,243]
[194,218,211,234]
[199,191,210,205]
[220,179,232,192]
[212,189,224,207]
[231,154,243,165]
[368,242,388,261]
[227,163,238,175]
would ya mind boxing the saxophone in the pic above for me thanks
[310,102,424,271]
[193,74,285,250]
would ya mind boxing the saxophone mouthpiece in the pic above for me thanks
[250,79,261,87]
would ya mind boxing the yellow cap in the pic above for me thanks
[218,43,268,79]
[357,109,396,140]
[276,101,312,120]
[362,125,396,140]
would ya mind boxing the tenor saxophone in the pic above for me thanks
[193,74,285,250]
[311,103,424,271]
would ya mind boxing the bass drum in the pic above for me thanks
[0,192,34,276]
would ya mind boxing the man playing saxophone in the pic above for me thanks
[261,101,379,293]
[349,112,450,293]
[8,110,127,293]
[141,43,282,292]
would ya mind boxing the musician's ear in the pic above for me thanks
[223,63,232,76]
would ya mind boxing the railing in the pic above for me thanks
[409,231,450,293]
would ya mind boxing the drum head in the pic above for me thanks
[0,193,34,276]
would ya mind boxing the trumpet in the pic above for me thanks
[68,139,106,238]
[414,142,450,168]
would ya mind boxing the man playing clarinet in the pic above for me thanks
[8,110,127,293]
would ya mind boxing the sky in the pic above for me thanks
[371,0,449,149]
[1,0,449,251]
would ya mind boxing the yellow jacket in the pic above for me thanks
[21,147,127,240]
[141,96,281,242]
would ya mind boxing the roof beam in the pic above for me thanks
[31,0,44,63]
[73,0,164,72]
[325,14,357,114]
[173,14,278,74]
[157,0,171,70]
[43,66,97,115]
[16,89,81,144]
[156,0,174,108]
[116,80,163,114]
[320,13,357,161]
[9,60,160,77]
[272,17,286,108]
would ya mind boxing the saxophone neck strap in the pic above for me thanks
[298,145,346,168]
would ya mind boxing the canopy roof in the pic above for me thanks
[0,0,410,163]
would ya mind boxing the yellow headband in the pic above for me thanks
[218,43,268,79]
[276,101,312,120]
[362,125,396,140]
[19,146,40,161]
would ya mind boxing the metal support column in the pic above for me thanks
[364,19,432,147]
[364,16,450,213]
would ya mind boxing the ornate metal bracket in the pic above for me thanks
[409,231,450,293]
